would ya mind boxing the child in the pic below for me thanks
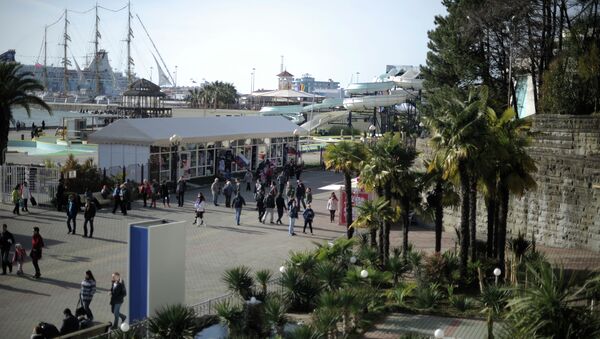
[13,243,26,275]
[193,193,206,226]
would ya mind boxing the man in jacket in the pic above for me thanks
[56,179,65,212]
[231,192,246,226]
[1,224,15,274]
[275,193,287,225]
[262,192,276,224]
[60,308,79,335]
[66,194,78,235]
[176,176,186,207]
[112,183,121,214]
[211,178,220,206]
[223,180,234,208]
[83,198,96,238]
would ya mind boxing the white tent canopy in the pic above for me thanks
[88,116,305,146]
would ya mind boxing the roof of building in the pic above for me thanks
[252,89,323,98]
[122,78,166,97]
[277,70,294,77]
[88,116,305,146]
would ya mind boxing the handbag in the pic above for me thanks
[30,196,37,206]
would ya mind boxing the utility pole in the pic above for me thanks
[126,0,133,86]
[62,9,70,95]
[43,25,48,90]
[94,2,101,95]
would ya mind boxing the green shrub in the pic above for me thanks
[194,314,220,331]
[148,303,197,339]
[215,299,243,336]
[279,266,319,312]
[413,282,443,310]
[222,266,254,300]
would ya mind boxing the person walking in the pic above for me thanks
[1,224,15,274]
[263,191,276,224]
[31,227,44,279]
[160,180,170,208]
[66,194,78,235]
[21,181,31,212]
[244,169,253,192]
[151,179,160,208]
[327,192,338,223]
[256,191,266,222]
[110,272,127,329]
[193,193,206,226]
[12,243,26,275]
[11,185,20,215]
[275,193,287,225]
[83,198,96,238]
[285,182,295,204]
[288,199,299,236]
[176,176,186,207]
[302,204,315,235]
[296,180,306,210]
[276,171,287,195]
[223,180,234,208]
[80,270,96,320]
[234,178,241,194]
[211,178,220,206]
[111,183,121,214]
[306,187,313,206]
[231,192,246,226]
[56,179,65,212]
[140,179,151,208]
[120,184,129,215]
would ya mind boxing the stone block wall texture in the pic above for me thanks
[421,115,600,252]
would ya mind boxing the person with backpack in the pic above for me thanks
[302,204,315,235]
[231,192,246,226]
[110,272,127,330]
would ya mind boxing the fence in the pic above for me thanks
[0,165,61,206]
[89,279,283,338]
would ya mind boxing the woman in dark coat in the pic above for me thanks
[31,227,44,279]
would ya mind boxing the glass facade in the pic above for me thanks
[148,137,296,183]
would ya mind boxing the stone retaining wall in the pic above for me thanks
[421,115,600,252]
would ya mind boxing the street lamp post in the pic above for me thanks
[493,267,502,286]
[169,134,182,185]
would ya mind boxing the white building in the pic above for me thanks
[88,116,304,183]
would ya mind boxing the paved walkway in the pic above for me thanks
[363,313,493,338]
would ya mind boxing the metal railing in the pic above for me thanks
[90,278,283,338]
[0,165,60,206]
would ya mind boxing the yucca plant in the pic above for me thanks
[288,324,324,339]
[413,282,443,310]
[311,307,341,338]
[214,299,243,336]
[388,281,417,306]
[147,304,197,339]
[315,261,345,291]
[279,266,319,311]
[387,255,410,287]
[289,250,318,274]
[480,285,509,339]
[264,294,289,337]
[508,231,531,264]
[222,266,254,300]
[255,269,273,299]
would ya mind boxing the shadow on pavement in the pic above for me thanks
[208,225,265,235]
[0,283,51,296]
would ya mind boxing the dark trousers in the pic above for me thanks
[225,194,232,207]
[1,248,12,273]
[22,199,28,211]
[297,196,306,209]
[81,298,94,320]
[120,200,127,215]
[112,197,121,213]
[12,202,20,214]
[177,192,185,207]
[303,220,313,233]
[67,215,77,233]
[276,208,284,223]
[246,183,251,191]
[142,193,147,207]
[56,195,64,211]
[84,218,94,237]
[258,208,265,221]
[329,210,336,222]
[32,257,40,277]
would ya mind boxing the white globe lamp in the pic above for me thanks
[120,322,130,332]
[360,269,369,278]
[434,328,444,338]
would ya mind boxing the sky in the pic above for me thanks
[0,0,447,93]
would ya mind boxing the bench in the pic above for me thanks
[55,322,112,339]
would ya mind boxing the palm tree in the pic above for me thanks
[487,107,536,274]
[353,197,397,263]
[324,141,367,238]
[505,261,600,338]
[422,158,459,253]
[480,285,509,339]
[424,86,489,282]
[360,132,417,262]
[221,266,254,300]
[0,62,51,165]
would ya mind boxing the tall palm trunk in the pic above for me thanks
[0,107,10,165]
[469,176,478,262]
[344,172,353,239]
[384,183,392,264]
[497,184,509,278]
[401,195,410,261]
[434,181,443,253]
[378,224,384,265]
[485,195,496,258]
[370,228,377,248]
[459,162,470,282]
[372,188,383,249]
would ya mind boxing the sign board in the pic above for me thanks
[68,170,76,178]
[339,190,371,225]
